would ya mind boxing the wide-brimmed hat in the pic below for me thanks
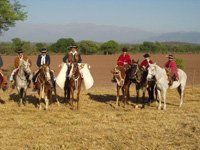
[40,48,48,53]
[16,49,24,54]
[167,54,174,59]
[143,53,150,58]
[69,45,78,49]
[122,47,128,52]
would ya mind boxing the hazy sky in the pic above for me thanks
[19,0,200,33]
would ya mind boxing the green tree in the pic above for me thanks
[0,0,27,33]
[50,38,75,53]
[79,40,98,54]
[100,40,120,54]
[35,43,45,51]
[11,37,24,51]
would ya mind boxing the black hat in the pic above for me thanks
[69,45,78,49]
[143,53,150,58]
[167,54,174,59]
[40,48,48,53]
[122,47,128,52]
[16,49,24,54]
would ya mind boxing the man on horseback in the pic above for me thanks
[140,53,153,70]
[9,49,32,87]
[164,54,178,86]
[62,45,82,100]
[111,48,132,83]
[32,48,55,90]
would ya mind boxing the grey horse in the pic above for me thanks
[15,59,32,106]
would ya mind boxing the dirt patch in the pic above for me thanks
[1,54,200,87]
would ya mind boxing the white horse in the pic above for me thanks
[147,63,187,110]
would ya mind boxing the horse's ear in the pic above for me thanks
[137,59,139,64]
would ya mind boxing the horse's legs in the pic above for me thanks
[163,90,167,110]
[53,85,60,106]
[157,90,162,110]
[116,85,120,106]
[136,84,140,103]
[70,88,74,109]
[77,87,81,110]
[177,85,184,107]
[45,95,49,110]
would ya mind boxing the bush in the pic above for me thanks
[175,58,184,69]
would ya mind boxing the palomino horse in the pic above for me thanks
[147,63,187,110]
[68,63,83,110]
[129,62,156,103]
[35,65,59,110]
[111,65,131,107]
[15,59,32,106]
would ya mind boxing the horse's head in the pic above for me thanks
[147,63,157,81]
[0,73,8,91]
[68,63,79,78]
[111,66,126,86]
[20,59,32,75]
[39,65,51,82]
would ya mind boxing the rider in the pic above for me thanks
[140,53,153,70]
[32,48,55,90]
[62,45,82,99]
[164,54,178,86]
[63,45,82,63]
[9,49,31,86]
[111,47,132,82]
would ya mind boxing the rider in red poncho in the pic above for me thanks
[140,53,153,70]
[111,48,132,83]
[164,54,178,85]
[117,48,132,67]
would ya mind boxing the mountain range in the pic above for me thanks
[0,23,200,43]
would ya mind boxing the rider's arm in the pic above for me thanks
[47,55,50,66]
[77,54,82,63]
[36,55,41,67]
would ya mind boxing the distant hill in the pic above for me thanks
[147,32,200,43]
[0,23,200,43]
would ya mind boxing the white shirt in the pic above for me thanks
[41,55,46,65]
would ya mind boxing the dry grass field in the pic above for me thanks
[0,54,200,149]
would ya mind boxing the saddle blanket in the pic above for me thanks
[56,63,94,90]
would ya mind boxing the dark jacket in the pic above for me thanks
[0,55,3,68]
[37,54,50,67]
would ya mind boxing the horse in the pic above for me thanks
[111,65,131,107]
[35,65,59,110]
[0,71,8,91]
[15,59,32,106]
[147,63,187,110]
[128,62,156,104]
[67,62,83,110]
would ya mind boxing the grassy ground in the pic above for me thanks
[0,86,199,149]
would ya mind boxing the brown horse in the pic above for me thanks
[68,63,83,110]
[35,65,59,110]
[0,71,8,91]
[111,65,131,107]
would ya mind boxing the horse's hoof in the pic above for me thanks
[135,105,139,109]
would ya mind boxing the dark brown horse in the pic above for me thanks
[67,62,83,110]
[35,65,59,110]
[128,62,157,104]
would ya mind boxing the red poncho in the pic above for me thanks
[140,59,153,69]
[165,60,178,78]
[117,53,132,66]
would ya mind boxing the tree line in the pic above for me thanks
[0,37,200,55]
